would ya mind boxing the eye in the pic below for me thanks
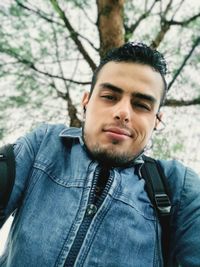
[133,102,151,111]
[101,94,116,101]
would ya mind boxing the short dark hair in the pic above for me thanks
[90,42,168,106]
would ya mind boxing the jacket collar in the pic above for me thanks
[59,127,84,145]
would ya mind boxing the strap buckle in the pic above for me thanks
[155,193,171,216]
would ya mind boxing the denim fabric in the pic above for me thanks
[0,124,200,267]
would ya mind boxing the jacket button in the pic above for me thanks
[86,204,97,216]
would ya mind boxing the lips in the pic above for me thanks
[103,126,132,138]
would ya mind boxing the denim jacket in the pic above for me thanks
[0,124,200,267]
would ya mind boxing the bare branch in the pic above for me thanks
[165,97,200,106]
[124,0,158,37]
[151,2,200,49]
[150,22,170,48]
[162,0,173,17]
[50,0,96,70]
[48,77,66,99]
[81,6,97,25]
[78,33,99,51]
[168,37,200,90]
[30,64,90,85]
[166,12,200,26]
[170,0,186,21]
[0,47,90,85]
[150,0,174,48]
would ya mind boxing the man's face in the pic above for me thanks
[82,62,163,166]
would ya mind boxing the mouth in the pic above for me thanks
[103,126,132,140]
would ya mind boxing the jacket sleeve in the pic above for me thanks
[169,166,200,267]
[0,124,48,228]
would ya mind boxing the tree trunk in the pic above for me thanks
[96,0,125,58]
[67,97,81,128]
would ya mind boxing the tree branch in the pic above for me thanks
[78,33,99,51]
[168,37,200,90]
[52,22,81,127]
[81,6,97,25]
[124,0,158,38]
[15,0,64,26]
[0,47,90,85]
[52,22,70,94]
[150,0,175,49]
[165,97,200,106]
[152,1,200,48]
[161,0,173,17]
[15,0,98,53]
[170,0,186,21]
[30,64,90,85]
[150,22,170,48]
[50,0,96,70]
[165,12,200,26]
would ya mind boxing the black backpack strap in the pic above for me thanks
[0,144,16,221]
[141,155,171,267]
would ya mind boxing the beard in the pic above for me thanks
[85,144,137,168]
[82,125,142,168]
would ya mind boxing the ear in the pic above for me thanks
[82,91,90,111]
[154,112,163,130]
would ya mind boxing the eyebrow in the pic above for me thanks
[99,82,157,104]
[133,92,157,104]
[99,83,123,94]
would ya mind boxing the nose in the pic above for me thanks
[113,99,132,123]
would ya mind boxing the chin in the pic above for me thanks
[85,143,136,167]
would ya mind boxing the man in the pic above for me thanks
[0,42,200,267]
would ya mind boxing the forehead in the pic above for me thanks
[94,61,164,101]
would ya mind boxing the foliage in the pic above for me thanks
[150,130,184,160]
